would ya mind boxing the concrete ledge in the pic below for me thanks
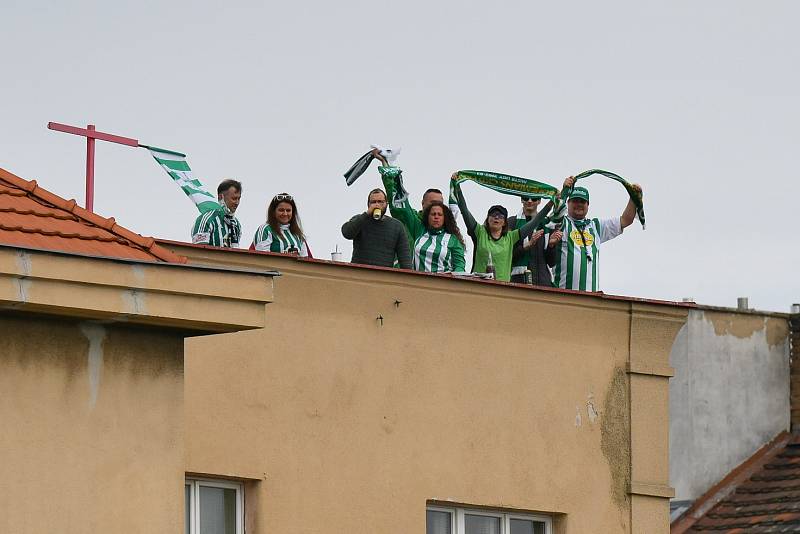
[0,247,274,333]
[629,482,675,498]
[627,362,675,377]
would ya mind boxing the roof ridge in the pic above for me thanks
[0,223,132,243]
[0,168,186,264]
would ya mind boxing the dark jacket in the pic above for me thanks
[508,215,556,286]
[341,213,412,269]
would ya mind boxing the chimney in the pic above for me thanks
[737,297,749,311]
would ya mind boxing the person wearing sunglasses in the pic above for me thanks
[451,176,550,282]
[508,196,556,285]
[252,193,310,257]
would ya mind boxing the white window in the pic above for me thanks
[185,478,244,534]
[427,505,551,534]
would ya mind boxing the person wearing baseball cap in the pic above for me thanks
[451,175,550,282]
[546,176,643,292]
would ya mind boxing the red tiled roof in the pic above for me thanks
[0,167,186,263]
[684,435,800,533]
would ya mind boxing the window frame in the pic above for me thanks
[427,505,552,534]
[185,477,244,534]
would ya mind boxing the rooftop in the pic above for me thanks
[674,433,800,533]
[0,167,185,263]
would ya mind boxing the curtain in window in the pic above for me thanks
[427,510,452,534]
[510,518,546,534]
[464,514,501,534]
[199,486,237,534]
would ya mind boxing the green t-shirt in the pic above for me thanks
[472,225,520,282]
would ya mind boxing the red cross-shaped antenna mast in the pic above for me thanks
[47,122,141,213]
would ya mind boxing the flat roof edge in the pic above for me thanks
[157,239,697,310]
[0,242,281,277]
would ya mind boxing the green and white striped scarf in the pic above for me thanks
[543,169,645,231]
[449,170,560,222]
[450,170,559,201]
[143,145,221,213]
[573,169,645,229]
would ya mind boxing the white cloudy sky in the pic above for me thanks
[2,1,798,312]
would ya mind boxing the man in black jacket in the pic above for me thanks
[341,188,412,269]
[508,196,556,285]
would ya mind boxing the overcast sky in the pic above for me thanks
[2,1,798,312]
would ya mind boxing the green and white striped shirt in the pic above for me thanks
[252,223,308,257]
[549,216,622,292]
[191,207,241,248]
[413,229,466,273]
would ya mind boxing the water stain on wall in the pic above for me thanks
[766,318,789,348]
[708,311,789,349]
[601,367,631,510]
[710,312,763,339]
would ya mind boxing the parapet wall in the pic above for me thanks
[669,308,791,501]
[161,242,689,534]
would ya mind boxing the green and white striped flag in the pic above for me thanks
[143,145,220,213]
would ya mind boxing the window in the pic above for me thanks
[427,506,551,534]
[185,478,244,534]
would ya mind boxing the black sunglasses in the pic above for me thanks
[274,194,293,202]
[521,196,540,202]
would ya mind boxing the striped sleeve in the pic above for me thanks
[191,210,217,245]
[253,223,274,251]
[449,236,466,272]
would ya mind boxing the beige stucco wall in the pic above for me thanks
[0,314,184,534]
[170,247,687,534]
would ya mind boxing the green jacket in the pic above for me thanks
[379,166,421,249]
[381,166,464,272]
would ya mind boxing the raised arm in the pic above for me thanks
[341,213,368,240]
[451,176,477,234]
[379,165,412,210]
[381,170,424,239]
[620,184,642,229]
[517,201,553,239]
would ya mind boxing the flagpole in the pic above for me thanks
[85,125,96,212]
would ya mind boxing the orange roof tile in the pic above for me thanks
[0,167,186,263]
